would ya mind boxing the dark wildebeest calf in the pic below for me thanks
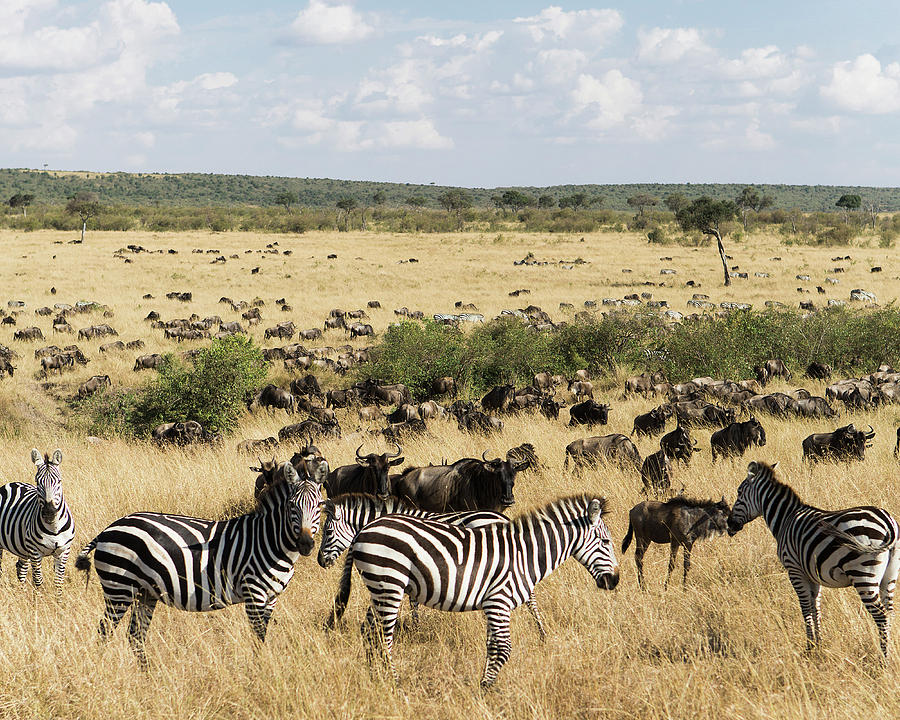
[621,497,731,589]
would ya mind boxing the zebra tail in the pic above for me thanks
[817,520,896,554]
[74,538,98,587]
[621,521,634,554]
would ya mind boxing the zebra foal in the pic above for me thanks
[350,494,618,688]
[728,460,900,656]
[318,493,547,638]
[75,458,327,668]
[0,449,75,596]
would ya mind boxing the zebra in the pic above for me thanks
[74,458,327,668]
[0,449,75,596]
[349,494,618,688]
[728,460,900,656]
[318,493,548,639]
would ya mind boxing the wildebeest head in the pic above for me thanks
[481,450,527,507]
[747,415,766,446]
[662,425,697,462]
[356,443,404,499]
[691,497,731,540]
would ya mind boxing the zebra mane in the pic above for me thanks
[252,466,296,511]
[323,492,420,516]
[514,494,608,527]
[751,461,802,503]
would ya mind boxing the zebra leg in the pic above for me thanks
[664,542,679,590]
[481,605,512,689]
[52,547,70,598]
[407,596,420,625]
[244,596,277,642]
[15,559,28,585]
[362,594,403,683]
[127,594,158,670]
[31,557,44,588]
[852,580,890,656]
[525,594,547,642]
[100,593,131,640]
[879,548,900,615]
[325,552,354,630]
[787,569,820,650]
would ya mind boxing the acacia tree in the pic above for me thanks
[676,196,737,287]
[437,189,471,230]
[65,192,101,243]
[835,193,861,223]
[500,190,534,213]
[336,197,356,231]
[734,186,774,229]
[537,194,555,209]
[626,193,658,219]
[9,192,35,217]
[664,192,689,214]
[275,191,298,213]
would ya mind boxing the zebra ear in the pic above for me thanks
[312,461,329,485]
[30,449,41,466]
[50,449,62,466]
[588,499,602,524]
[282,462,299,485]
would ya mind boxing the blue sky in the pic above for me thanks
[2,1,899,186]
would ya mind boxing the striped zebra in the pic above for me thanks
[75,458,327,668]
[728,461,900,656]
[318,493,547,638]
[0,449,75,596]
[349,494,618,687]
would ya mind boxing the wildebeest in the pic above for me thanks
[358,405,382,422]
[348,323,374,339]
[793,395,838,418]
[632,405,672,437]
[133,354,163,371]
[13,327,43,341]
[806,361,832,380]
[386,403,420,424]
[152,420,206,445]
[564,434,641,472]
[624,371,667,396]
[382,419,428,440]
[660,425,699,463]
[674,403,735,428]
[323,316,346,331]
[250,384,296,413]
[710,416,767,461]
[0,358,14,377]
[356,379,411,406]
[41,353,74,376]
[99,341,126,353]
[621,497,731,588]
[802,423,874,462]
[457,410,504,434]
[324,444,405,500]
[417,400,446,420]
[568,399,610,427]
[481,384,516,413]
[78,375,111,398]
[278,418,341,441]
[236,437,279,454]
[326,388,357,409]
[430,376,456,397]
[754,359,792,386]
[640,449,672,497]
[290,374,322,398]
[393,452,528,511]
[533,372,555,393]
[264,322,295,340]
[567,380,594,401]
[78,324,117,340]
[299,328,323,341]
[540,397,563,420]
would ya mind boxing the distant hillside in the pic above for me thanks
[1,168,898,212]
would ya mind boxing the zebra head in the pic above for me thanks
[727,460,774,535]
[317,498,357,568]
[283,460,328,556]
[571,497,619,590]
[31,448,63,513]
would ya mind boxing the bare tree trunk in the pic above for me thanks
[81,220,86,243]
[709,229,730,286]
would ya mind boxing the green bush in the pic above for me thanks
[647,227,666,244]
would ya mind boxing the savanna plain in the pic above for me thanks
[1,227,899,719]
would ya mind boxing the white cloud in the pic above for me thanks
[514,6,623,44]
[536,49,587,79]
[636,27,710,64]
[745,119,775,149]
[632,106,679,141]
[821,54,900,113]
[572,71,643,129]
[791,116,842,135]
[195,72,238,90]
[290,1,373,45]
[721,46,787,79]
[381,119,453,149]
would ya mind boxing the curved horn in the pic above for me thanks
[355,444,366,460]
[866,424,876,438]
[388,442,402,458]
[482,450,498,462]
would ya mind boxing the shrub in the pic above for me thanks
[647,227,666,244]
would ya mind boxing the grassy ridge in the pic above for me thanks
[2,168,899,211]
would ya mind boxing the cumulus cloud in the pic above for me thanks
[636,27,711,64]
[381,119,453,149]
[290,0,373,45]
[514,6,623,44]
[572,71,643,129]
[821,54,900,113]
[195,72,238,90]
[721,46,787,79]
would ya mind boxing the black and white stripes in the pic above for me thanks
[75,459,327,667]
[349,494,618,687]
[0,449,75,595]
[728,461,900,655]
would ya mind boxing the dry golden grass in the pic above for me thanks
[0,228,898,719]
